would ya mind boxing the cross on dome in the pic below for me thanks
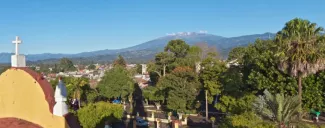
[12,36,22,55]
[11,36,26,67]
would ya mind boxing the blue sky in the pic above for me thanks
[0,0,324,54]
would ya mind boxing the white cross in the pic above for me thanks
[12,36,22,55]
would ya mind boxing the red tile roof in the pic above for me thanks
[0,118,42,128]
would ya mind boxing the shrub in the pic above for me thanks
[219,111,275,128]
[77,102,124,128]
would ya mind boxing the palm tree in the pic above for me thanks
[253,90,308,128]
[275,18,325,111]
[72,78,88,108]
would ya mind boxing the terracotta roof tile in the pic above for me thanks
[0,118,42,128]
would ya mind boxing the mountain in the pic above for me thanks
[0,32,275,64]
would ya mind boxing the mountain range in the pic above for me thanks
[0,32,275,64]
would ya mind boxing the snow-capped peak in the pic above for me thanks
[166,30,208,36]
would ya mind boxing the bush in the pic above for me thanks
[219,111,275,128]
[77,102,124,128]
[85,90,99,103]
[230,111,274,128]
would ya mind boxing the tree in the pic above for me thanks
[242,39,297,95]
[275,18,325,110]
[147,61,161,84]
[177,46,204,69]
[155,52,174,76]
[164,39,190,58]
[59,58,76,72]
[142,86,164,109]
[302,71,325,109]
[136,64,142,74]
[50,77,90,107]
[77,102,123,128]
[113,55,127,67]
[253,90,307,127]
[227,46,246,62]
[157,67,201,112]
[199,52,226,119]
[200,53,226,104]
[88,64,96,70]
[194,42,218,61]
[97,66,134,101]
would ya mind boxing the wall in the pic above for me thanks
[0,68,69,128]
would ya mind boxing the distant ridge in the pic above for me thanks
[0,32,275,64]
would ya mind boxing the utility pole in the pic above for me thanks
[205,90,208,120]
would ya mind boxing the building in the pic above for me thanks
[0,36,80,128]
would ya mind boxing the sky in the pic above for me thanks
[0,0,324,54]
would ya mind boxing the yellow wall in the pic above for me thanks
[0,69,69,128]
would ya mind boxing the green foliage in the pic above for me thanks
[98,66,134,101]
[227,46,246,62]
[142,86,164,102]
[253,90,307,127]
[164,39,190,58]
[275,18,325,77]
[302,71,325,110]
[216,94,256,114]
[187,46,202,62]
[85,89,99,103]
[228,111,274,128]
[275,18,325,109]
[59,58,76,72]
[136,64,142,74]
[87,64,96,70]
[155,52,175,76]
[305,124,325,128]
[200,53,227,103]
[157,67,201,112]
[77,102,124,128]
[113,55,127,67]
[243,39,297,95]
[50,77,93,104]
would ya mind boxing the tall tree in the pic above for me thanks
[113,55,127,67]
[275,18,325,110]
[199,52,226,120]
[155,52,174,76]
[59,58,76,72]
[164,39,190,58]
[97,66,134,101]
[200,53,226,103]
[157,67,201,112]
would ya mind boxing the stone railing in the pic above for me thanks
[126,113,188,125]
